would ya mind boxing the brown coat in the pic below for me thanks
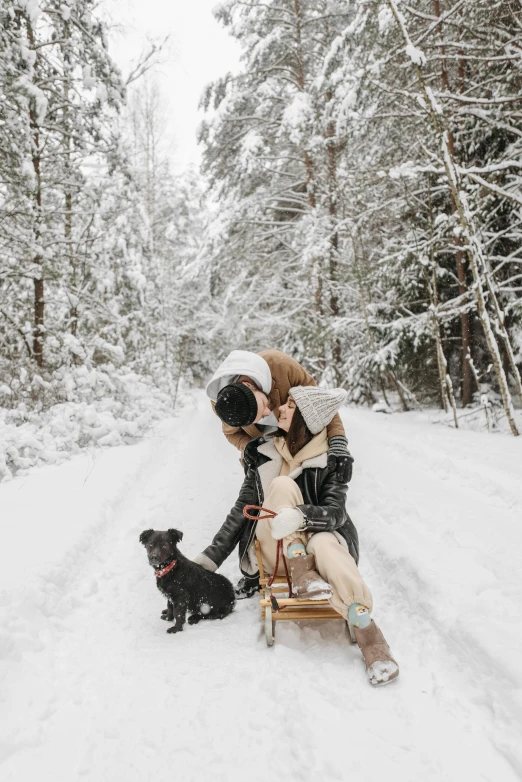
[212,349,346,451]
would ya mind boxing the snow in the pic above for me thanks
[372,401,392,414]
[378,5,394,33]
[280,92,314,145]
[1,392,521,781]
[0,368,171,481]
[405,43,427,67]
[388,162,418,179]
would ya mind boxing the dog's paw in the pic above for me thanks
[188,614,202,625]
[167,625,183,634]
[161,611,169,621]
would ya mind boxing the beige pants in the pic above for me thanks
[255,475,373,617]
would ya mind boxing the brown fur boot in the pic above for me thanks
[286,554,333,601]
[354,620,399,686]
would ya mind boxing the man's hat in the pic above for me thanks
[215,383,259,427]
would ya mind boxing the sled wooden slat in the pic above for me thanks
[260,597,336,608]
[273,611,342,621]
[259,577,288,588]
[262,608,342,621]
[255,540,345,645]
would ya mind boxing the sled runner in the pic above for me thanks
[244,504,356,647]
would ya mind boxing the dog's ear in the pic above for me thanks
[139,529,154,546]
[168,528,183,546]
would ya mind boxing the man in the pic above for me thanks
[204,349,354,597]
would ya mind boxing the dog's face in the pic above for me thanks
[139,528,183,569]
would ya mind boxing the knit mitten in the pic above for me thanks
[327,435,354,483]
[270,507,306,540]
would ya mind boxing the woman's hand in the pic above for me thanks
[271,507,306,540]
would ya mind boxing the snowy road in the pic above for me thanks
[1,393,521,782]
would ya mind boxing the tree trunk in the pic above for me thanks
[432,0,472,406]
[326,89,342,379]
[455,242,472,405]
[27,20,44,368]
[293,0,325,365]
[63,20,77,339]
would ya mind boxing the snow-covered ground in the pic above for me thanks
[1,392,521,782]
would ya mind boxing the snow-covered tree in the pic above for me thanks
[199,0,521,432]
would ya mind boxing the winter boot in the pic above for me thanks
[234,574,260,600]
[286,554,333,601]
[354,620,399,686]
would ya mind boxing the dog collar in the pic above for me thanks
[155,559,177,578]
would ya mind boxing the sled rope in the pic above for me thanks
[243,505,293,597]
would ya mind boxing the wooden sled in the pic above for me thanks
[255,540,356,647]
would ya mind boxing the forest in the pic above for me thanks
[2,4,522,776]
[1,0,521,480]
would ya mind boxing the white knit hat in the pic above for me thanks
[289,386,348,434]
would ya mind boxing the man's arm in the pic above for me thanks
[221,421,252,452]
[210,399,252,452]
[326,412,345,439]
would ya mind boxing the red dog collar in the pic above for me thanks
[155,559,177,578]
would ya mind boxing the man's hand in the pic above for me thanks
[327,435,354,483]
[271,507,306,540]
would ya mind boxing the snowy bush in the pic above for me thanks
[0,365,172,482]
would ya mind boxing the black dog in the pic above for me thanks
[139,528,235,634]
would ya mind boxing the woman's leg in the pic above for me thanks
[308,532,399,685]
[258,477,331,598]
[306,532,373,616]
[256,476,307,575]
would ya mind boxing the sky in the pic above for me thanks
[107,0,241,172]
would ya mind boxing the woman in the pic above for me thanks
[194,386,399,686]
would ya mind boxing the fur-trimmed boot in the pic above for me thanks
[354,620,399,686]
[286,554,333,601]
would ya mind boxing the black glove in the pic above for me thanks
[327,435,354,483]
[242,436,264,475]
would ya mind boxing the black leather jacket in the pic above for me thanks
[202,437,359,577]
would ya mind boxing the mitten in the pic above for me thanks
[271,507,306,540]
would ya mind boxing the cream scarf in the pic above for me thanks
[273,428,328,476]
